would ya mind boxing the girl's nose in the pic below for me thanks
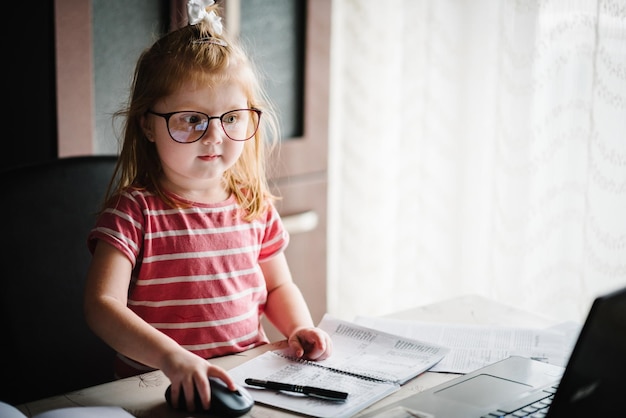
[201,119,224,144]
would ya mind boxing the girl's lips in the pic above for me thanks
[199,155,220,161]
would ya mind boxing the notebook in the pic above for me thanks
[360,285,626,417]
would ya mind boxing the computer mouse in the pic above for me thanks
[165,377,254,417]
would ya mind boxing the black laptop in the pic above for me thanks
[360,285,626,417]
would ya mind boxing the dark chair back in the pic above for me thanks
[0,156,118,405]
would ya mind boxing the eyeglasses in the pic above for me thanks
[147,108,262,143]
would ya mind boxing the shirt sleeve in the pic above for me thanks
[258,202,290,262]
[87,190,145,267]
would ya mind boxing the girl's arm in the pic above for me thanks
[261,252,333,361]
[84,240,234,411]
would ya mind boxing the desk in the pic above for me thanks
[17,295,559,418]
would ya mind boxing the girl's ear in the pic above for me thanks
[140,114,155,142]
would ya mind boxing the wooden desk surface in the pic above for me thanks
[17,295,559,418]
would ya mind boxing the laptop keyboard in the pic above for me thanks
[481,384,558,418]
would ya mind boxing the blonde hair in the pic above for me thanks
[107,5,279,221]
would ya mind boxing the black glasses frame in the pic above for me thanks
[147,108,262,143]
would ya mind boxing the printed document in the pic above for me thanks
[355,316,580,374]
[228,314,449,418]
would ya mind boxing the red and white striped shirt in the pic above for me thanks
[88,188,288,376]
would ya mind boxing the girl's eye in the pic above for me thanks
[223,113,238,124]
[183,113,205,125]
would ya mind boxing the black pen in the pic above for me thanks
[245,378,349,401]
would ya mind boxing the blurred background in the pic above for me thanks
[327,0,626,324]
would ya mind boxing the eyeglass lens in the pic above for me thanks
[168,109,260,143]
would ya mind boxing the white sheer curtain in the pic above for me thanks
[327,0,626,324]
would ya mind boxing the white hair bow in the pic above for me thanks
[187,0,223,35]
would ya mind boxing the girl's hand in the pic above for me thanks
[161,350,235,412]
[288,327,333,361]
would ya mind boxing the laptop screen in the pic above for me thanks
[547,286,626,416]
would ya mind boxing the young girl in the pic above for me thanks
[84,1,332,412]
